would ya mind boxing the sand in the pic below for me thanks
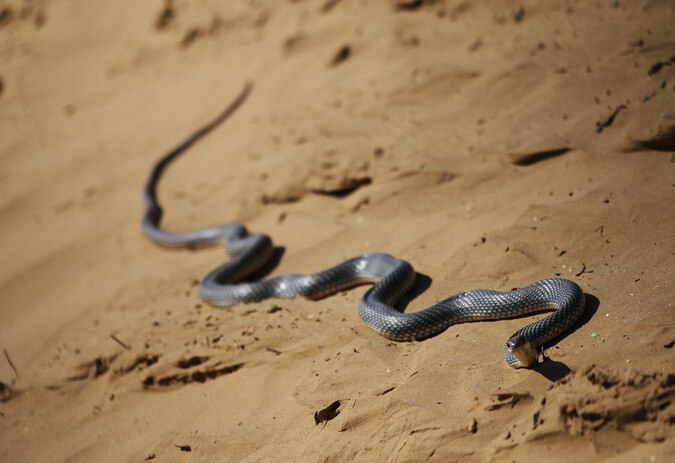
[0,0,674,461]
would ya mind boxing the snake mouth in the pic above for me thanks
[506,334,538,368]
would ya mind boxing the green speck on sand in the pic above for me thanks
[591,332,599,338]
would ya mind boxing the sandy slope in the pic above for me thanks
[0,0,673,461]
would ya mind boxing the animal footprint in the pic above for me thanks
[141,354,244,390]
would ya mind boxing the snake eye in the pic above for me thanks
[506,335,525,350]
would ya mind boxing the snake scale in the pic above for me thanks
[142,82,585,369]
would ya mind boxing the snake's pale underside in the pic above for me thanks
[142,82,585,369]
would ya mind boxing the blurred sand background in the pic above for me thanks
[0,0,674,461]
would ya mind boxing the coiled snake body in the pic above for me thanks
[142,82,585,369]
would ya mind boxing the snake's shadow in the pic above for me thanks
[533,293,600,382]
[397,272,433,312]
[245,246,286,281]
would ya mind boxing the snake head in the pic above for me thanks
[506,334,538,368]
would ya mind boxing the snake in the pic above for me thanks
[141,82,585,369]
